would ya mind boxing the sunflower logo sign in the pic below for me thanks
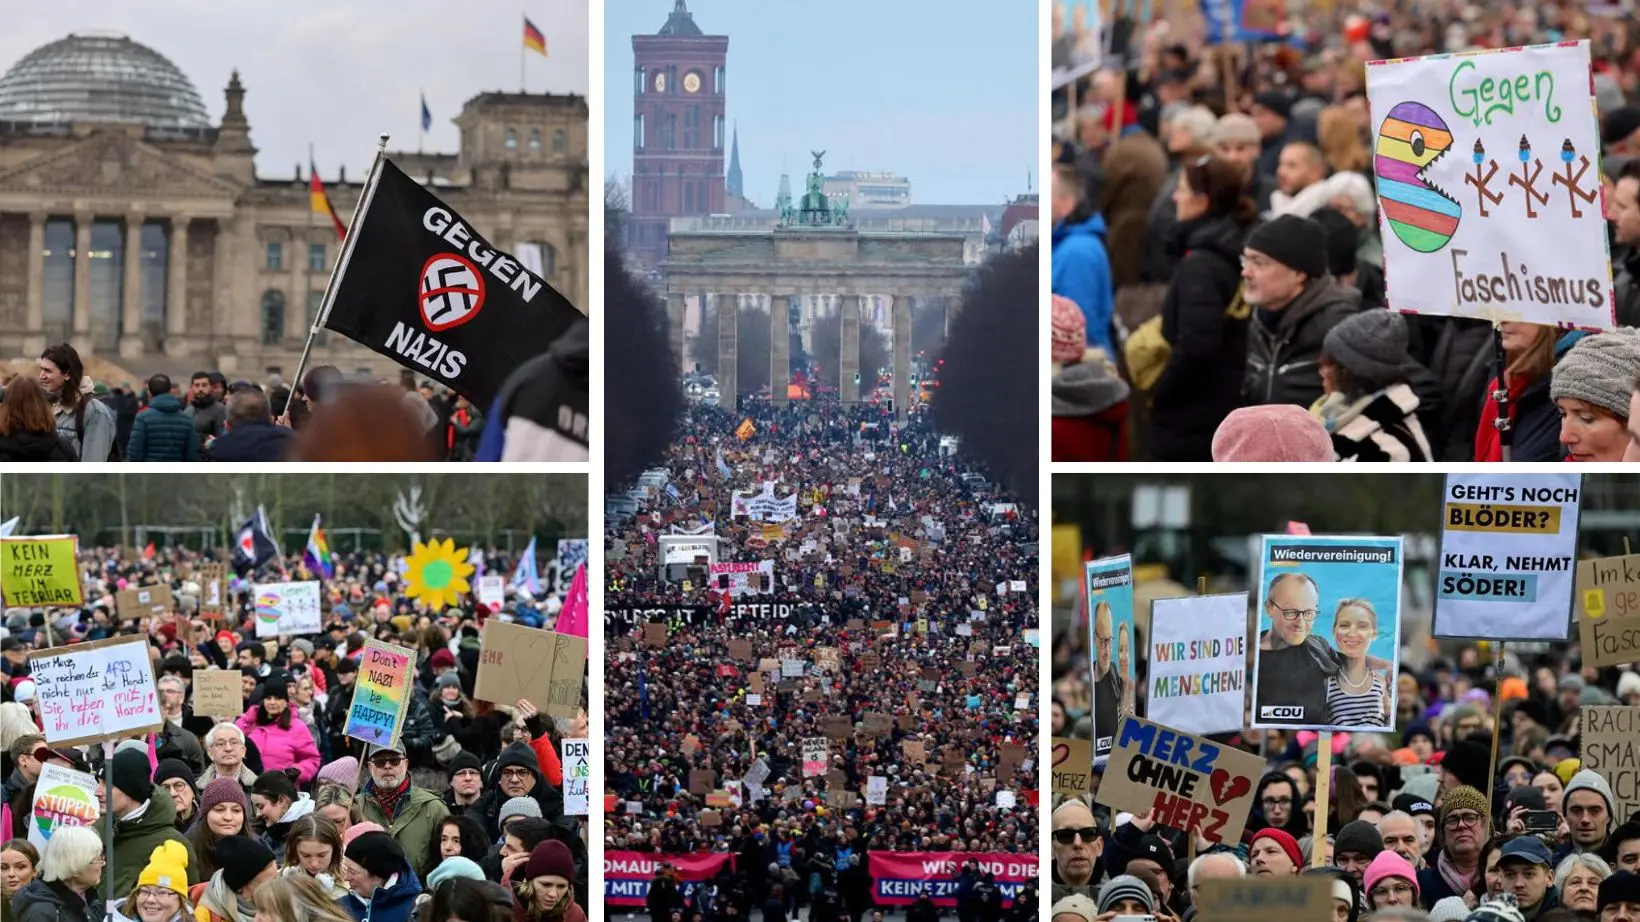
[26,763,99,851]
[404,538,475,610]
[251,581,323,638]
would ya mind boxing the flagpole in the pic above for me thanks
[285,133,389,425]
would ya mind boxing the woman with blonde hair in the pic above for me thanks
[252,872,357,922]
[11,825,105,922]
[280,814,348,900]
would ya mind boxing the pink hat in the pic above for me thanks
[1211,405,1335,462]
[1364,850,1419,901]
[343,821,385,846]
[1050,296,1087,365]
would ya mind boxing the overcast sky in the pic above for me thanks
[0,0,590,181]
[606,0,1038,206]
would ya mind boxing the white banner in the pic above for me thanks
[561,738,589,815]
[709,560,774,597]
[802,737,828,777]
[1148,593,1250,736]
[1434,473,1582,640]
[253,580,323,637]
[1367,41,1612,329]
[731,482,799,522]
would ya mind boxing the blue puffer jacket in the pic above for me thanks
[127,394,198,461]
[340,868,422,922]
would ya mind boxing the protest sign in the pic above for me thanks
[116,584,174,621]
[1085,554,1138,763]
[1582,706,1640,821]
[1366,42,1612,330]
[475,619,557,707]
[709,560,774,596]
[1251,535,1403,730]
[198,562,227,618]
[1195,877,1333,922]
[1435,473,1581,640]
[562,739,589,815]
[252,580,323,638]
[866,776,888,805]
[1578,554,1640,667]
[477,574,505,613]
[1096,716,1264,845]
[1052,737,1093,795]
[0,535,80,607]
[803,737,829,777]
[193,668,244,719]
[1150,593,1248,735]
[30,636,162,746]
[345,639,415,747]
[868,853,1037,907]
[26,762,99,852]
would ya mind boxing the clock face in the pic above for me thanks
[683,71,702,93]
[653,72,667,92]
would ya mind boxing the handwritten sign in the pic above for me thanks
[1195,877,1333,922]
[1095,716,1264,845]
[803,737,829,777]
[562,738,589,815]
[192,668,244,719]
[1435,473,1581,640]
[252,580,323,638]
[27,762,99,851]
[29,636,162,746]
[475,619,557,707]
[1577,554,1640,667]
[1,535,81,607]
[116,584,174,621]
[344,639,415,747]
[1052,737,1093,795]
[1583,706,1640,821]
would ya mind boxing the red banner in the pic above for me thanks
[869,852,1038,907]
[604,851,734,906]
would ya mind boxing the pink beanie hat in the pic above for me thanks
[1051,296,1087,365]
[343,821,385,846]
[1364,850,1419,901]
[1211,405,1335,462]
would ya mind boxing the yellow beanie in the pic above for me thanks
[137,840,190,900]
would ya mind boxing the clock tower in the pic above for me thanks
[629,0,729,267]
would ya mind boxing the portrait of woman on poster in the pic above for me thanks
[1325,598,1392,727]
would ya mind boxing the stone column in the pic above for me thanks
[892,294,913,423]
[24,212,45,354]
[167,216,190,338]
[839,294,860,404]
[770,292,790,406]
[666,292,686,372]
[716,292,738,409]
[119,210,145,357]
[71,212,92,342]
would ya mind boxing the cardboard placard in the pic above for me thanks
[475,619,559,707]
[1195,878,1333,922]
[1052,737,1093,795]
[1577,554,1640,668]
[29,635,162,747]
[1583,706,1640,821]
[116,584,174,621]
[643,622,667,646]
[688,769,715,795]
[192,668,244,719]
[1096,716,1264,845]
[0,535,81,607]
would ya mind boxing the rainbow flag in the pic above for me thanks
[523,16,547,56]
[310,164,347,240]
[303,514,335,579]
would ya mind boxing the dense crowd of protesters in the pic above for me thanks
[1050,1,1640,463]
[0,544,588,922]
[605,399,1039,921]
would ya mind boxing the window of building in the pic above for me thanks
[309,242,325,272]
[504,128,517,150]
[139,222,167,335]
[265,241,283,271]
[635,114,645,150]
[260,290,285,345]
[553,129,566,153]
[528,129,541,152]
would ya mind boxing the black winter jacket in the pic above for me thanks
[1149,215,1254,460]
[1243,277,1360,409]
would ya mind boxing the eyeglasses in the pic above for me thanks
[1444,812,1483,829]
[1371,883,1414,901]
[1269,606,1319,624]
[1053,827,1100,845]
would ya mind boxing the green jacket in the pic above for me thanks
[111,794,199,897]
[359,785,449,879]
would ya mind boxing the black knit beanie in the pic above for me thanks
[1246,215,1329,279]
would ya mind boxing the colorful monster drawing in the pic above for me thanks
[1376,101,1461,253]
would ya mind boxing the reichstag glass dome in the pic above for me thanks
[0,32,210,129]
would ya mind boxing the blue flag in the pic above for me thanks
[420,93,432,132]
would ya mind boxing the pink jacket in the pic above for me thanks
[236,707,321,783]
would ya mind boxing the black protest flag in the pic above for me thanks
[318,158,582,408]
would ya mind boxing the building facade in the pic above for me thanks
[628,1,728,268]
[0,33,587,380]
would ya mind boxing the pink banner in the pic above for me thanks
[556,563,588,638]
[868,852,1038,907]
[604,851,734,906]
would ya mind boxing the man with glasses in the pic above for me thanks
[1415,785,1490,909]
[1050,799,1102,901]
[358,740,450,878]
[1255,572,1336,727]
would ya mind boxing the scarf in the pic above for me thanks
[368,775,412,820]
[1437,849,1477,898]
[201,873,257,922]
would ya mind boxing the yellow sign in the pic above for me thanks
[1,535,82,608]
[403,538,475,610]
